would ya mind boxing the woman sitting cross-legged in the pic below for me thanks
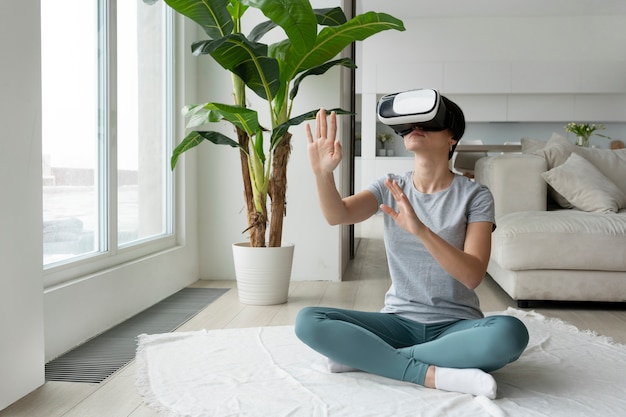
[295,97,529,400]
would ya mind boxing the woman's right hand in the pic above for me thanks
[306,108,342,175]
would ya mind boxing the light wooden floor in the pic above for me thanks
[3,217,626,417]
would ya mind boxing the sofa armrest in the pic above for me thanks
[475,154,548,218]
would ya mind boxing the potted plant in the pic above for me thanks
[376,132,395,156]
[146,0,404,304]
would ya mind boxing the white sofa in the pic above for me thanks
[475,134,626,307]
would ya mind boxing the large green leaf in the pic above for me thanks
[285,12,404,81]
[268,7,348,103]
[270,107,352,149]
[248,20,276,42]
[314,7,347,26]
[163,0,233,39]
[289,57,356,100]
[240,0,317,51]
[226,0,248,21]
[201,103,266,163]
[171,130,240,169]
[268,38,290,64]
[176,102,268,168]
[192,34,280,101]
[182,103,223,128]
[249,7,346,43]
[202,102,260,136]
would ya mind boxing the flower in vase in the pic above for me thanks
[376,132,395,144]
[564,123,611,147]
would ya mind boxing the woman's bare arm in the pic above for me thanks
[307,109,379,225]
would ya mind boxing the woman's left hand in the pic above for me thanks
[380,179,427,238]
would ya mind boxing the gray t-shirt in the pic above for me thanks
[366,172,495,324]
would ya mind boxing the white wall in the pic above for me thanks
[356,13,626,190]
[0,1,45,409]
[0,13,202,406]
[358,15,626,95]
[197,0,349,282]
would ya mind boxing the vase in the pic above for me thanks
[232,242,294,305]
[575,135,590,147]
[384,141,394,155]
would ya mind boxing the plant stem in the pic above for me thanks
[268,131,292,247]
[232,74,245,107]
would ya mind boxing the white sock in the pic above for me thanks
[434,367,497,399]
[326,358,359,373]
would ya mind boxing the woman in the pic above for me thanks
[295,97,529,399]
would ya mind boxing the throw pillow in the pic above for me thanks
[521,137,547,154]
[532,133,575,207]
[541,153,626,213]
[576,148,626,195]
[532,133,574,170]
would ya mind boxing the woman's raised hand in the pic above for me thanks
[381,179,427,237]
[306,109,342,175]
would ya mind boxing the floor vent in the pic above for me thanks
[45,287,229,384]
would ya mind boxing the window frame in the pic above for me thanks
[43,0,177,288]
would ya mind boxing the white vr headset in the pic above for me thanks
[377,89,455,136]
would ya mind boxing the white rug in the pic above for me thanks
[136,308,626,417]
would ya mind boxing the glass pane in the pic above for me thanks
[42,0,100,265]
[117,0,168,246]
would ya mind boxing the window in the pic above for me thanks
[42,0,174,281]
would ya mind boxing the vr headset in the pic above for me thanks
[377,89,455,137]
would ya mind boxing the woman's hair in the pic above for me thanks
[442,96,465,159]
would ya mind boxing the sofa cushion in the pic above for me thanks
[578,147,626,195]
[541,153,626,213]
[520,137,547,153]
[531,133,572,169]
[529,134,576,207]
[529,133,626,207]
[491,210,626,271]
[487,262,626,303]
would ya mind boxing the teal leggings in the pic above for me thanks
[295,307,529,386]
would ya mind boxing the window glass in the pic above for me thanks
[42,0,173,267]
[42,0,100,264]
[117,0,170,246]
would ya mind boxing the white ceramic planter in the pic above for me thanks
[232,243,294,305]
